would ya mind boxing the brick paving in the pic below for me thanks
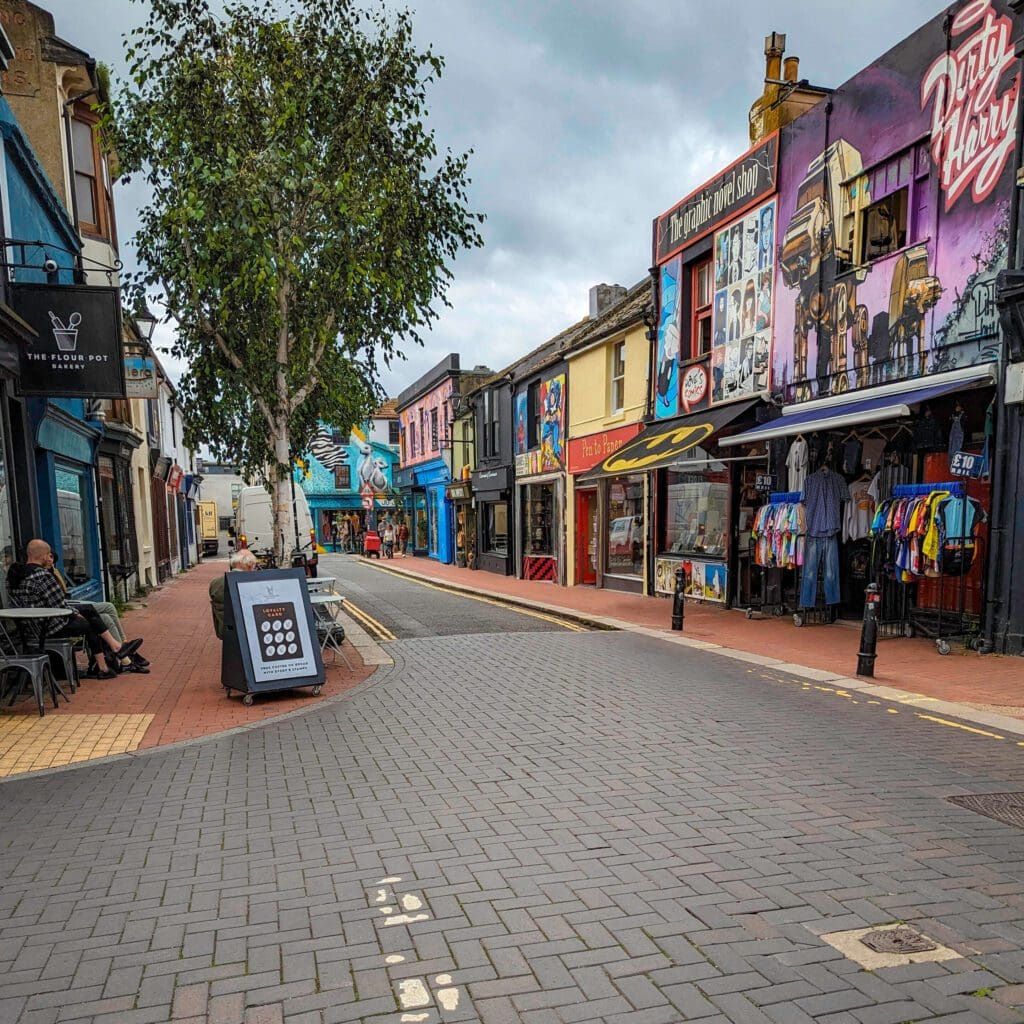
[2,625,1024,1022]
[365,555,1024,712]
[1,559,373,752]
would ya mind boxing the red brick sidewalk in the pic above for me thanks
[4,559,373,748]
[369,555,1024,712]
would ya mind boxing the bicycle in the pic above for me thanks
[251,547,278,570]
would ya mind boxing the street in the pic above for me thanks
[2,567,1024,1023]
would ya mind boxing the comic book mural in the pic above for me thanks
[712,198,775,403]
[540,373,566,471]
[771,0,1018,402]
[514,392,529,455]
[654,257,681,419]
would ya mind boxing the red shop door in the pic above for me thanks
[916,451,988,617]
[576,489,598,586]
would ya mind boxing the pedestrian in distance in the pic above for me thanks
[398,521,410,556]
[382,520,395,559]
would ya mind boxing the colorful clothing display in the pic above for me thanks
[752,500,805,569]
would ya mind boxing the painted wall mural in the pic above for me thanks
[398,379,454,467]
[514,372,567,475]
[654,256,681,419]
[296,424,398,498]
[514,392,528,455]
[771,0,1017,402]
[711,198,775,403]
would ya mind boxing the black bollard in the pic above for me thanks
[671,565,686,631]
[856,583,881,677]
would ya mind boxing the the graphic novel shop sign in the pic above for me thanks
[12,284,125,397]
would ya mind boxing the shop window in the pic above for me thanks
[841,141,930,267]
[482,389,500,457]
[71,105,115,241]
[409,421,417,458]
[527,381,540,447]
[483,501,509,555]
[431,408,438,451]
[429,489,439,552]
[606,475,644,576]
[610,341,625,414]
[334,465,351,489]
[691,258,713,358]
[55,464,94,586]
[388,419,400,445]
[662,470,728,557]
[524,483,554,556]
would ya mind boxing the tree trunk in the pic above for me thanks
[272,422,293,563]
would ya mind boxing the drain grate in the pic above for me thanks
[860,927,937,954]
[948,792,1024,829]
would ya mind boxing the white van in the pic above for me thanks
[234,485,315,554]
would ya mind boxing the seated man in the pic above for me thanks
[209,548,258,639]
[7,540,143,679]
[47,550,149,670]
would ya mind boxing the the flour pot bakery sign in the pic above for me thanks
[12,283,126,398]
[655,133,779,263]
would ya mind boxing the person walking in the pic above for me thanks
[340,517,352,553]
[398,520,410,556]
[330,518,340,552]
[382,520,395,559]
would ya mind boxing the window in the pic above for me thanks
[409,421,417,458]
[388,419,400,445]
[489,390,500,456]
[55,464,94,585]
[841,141,930,267]
[527,381,540,448]
[610,341,626,413]
[331,428,345,444]
[691,258,713,358]
[606,475,644,576]
[662,470,729,557]
[71,107,114,240]
[523,483,554,556]
[482,501,509,555]
[218,516,233,531]
[334,465,351,489]
[430,408,438,450]
[482,389,499,457]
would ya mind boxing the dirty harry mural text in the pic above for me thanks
[771,0,1019,402]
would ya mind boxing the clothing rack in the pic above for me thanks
[769,491,802,503]
[891,481,964,498]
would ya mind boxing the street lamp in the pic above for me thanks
[134,305,158,343]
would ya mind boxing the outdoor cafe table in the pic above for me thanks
[308,591,351,667]
[0,606,71,653]
[306,576,338,594]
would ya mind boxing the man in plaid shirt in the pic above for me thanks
[7,540,142,678]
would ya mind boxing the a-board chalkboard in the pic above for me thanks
[221,567,325,702]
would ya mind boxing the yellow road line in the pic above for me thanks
[914,713,1005,740]
[343,599,397,642]
[362,563,587,632]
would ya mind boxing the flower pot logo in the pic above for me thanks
[48,310,81,352]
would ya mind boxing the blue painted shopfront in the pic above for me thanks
[415,458,453,564]
[0,99,102,598]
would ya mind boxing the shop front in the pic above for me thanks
[567,423,644,591]
[516,467,563,583]
[399,459,452,562]
[97,423,141,599]
[446,480,475,568]
[470,465,511,575]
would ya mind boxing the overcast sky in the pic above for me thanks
[45,0,943,396]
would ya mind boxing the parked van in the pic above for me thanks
[234,485,315,558]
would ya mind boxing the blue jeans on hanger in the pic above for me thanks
[801,534,840,608]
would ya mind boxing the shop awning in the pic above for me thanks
[719,368,996,447]
[579,399,759,479]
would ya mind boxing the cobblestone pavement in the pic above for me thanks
[3,627,1024,1023]
[318,555,583,639]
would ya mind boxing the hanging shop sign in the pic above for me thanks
[166,464,183,493]
[567,423,643,475]
[124,356,158,398]
[446,481,471,501]
[220,567,324,699]
[680,360,711,413]
[950,449,988,479]
[12,283,125,398]
[655,133,779,263]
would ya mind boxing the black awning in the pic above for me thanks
[579,399,759,480]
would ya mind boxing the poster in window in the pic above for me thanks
[654,256,681,419]
[711,199,775,404]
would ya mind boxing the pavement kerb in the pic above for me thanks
[0,625,395,787]
[362,557,1024,743]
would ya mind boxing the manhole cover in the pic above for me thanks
[860,927,937,954]
[948,792,1024,829]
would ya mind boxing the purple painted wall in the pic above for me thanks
[771,0,1020,402]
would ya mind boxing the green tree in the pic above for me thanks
[110,0,483,555]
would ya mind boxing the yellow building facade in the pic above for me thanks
[565,282,652,592]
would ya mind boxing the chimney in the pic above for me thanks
[783,56,800,83]
[589,283,627,320]
[764,31,785,83]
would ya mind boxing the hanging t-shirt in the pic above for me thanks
[861,438,886,473]
[787,437,808,493]
[843,479,876,542]
[841,438,862,476]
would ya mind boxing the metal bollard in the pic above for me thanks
[671,566,686,631]
[856,583,881,677]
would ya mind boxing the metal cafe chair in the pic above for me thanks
[44,638,81,693]
[0,619,63,718]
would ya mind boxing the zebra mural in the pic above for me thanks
[308,425,350,472]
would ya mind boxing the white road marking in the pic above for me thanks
[397,978,430,1009]
[385,954,406,965]
[400,893,423,911]
[437,987,460,1010]
[384,912,430,926]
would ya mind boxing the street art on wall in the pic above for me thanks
[296,425,397,497]
[514,392,528,455]
[711,198,775,403]
[771,0,1017,402]
[654,256,681,419]
[398,379,453,465]
[539,374,565,471]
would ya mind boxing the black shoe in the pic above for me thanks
[132,653,150,668]
[84,663,115,680]
[118,638,144,659]
[129,655,150,674]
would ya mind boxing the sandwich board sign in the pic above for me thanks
[221,567,324,701]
